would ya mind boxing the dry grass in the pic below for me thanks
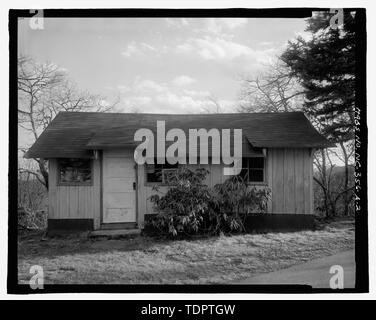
[18,220,355,284]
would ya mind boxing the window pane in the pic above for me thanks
[249,157,264,169]
[249,169,264,182]
[240,168,249,181]
[242,158,249,168]
[146,164,162,182]
[59,159,91,183]
[146,170,162,182]
[146,161,179,183]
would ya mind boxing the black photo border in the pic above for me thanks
[8,7,368,294]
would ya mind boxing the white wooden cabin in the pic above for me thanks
[25,112,333,232]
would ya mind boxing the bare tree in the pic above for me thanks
[313,146,355,218]
[18,56,120,189]
[331,140,355,216]
[238,59,354,218]
[238,60,305,113]
[200,95,225,114]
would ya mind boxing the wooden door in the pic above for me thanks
[102,149,136,223]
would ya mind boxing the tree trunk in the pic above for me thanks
[37,158,49,190]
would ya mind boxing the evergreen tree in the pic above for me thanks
[281,11,356,143]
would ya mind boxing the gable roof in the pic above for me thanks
[25,111,334,159]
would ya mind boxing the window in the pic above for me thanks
[146,160,179,184]
[58,158,92,184]
[240,157,265,183]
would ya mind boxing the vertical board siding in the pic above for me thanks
[295,149,305,214]
[284,149,296,214]
[310,150,314,215]
[303,149,312,215]
[272,149,285,213]
[138,162,222,219]
[266,149,273,213]
[137,148,313,217]
[268,148,312,214]
[48,147,314,230]
[48,158,101,229]
[137,164,168,227]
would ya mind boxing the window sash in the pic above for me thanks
[241,157,265,183]
[145,161,178,184]
[145,158,265,184]
[58,158,93,185]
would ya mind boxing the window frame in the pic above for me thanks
[57,158,94,186]
[143,156,268,186]
[240,156,267,185]
[144,160,179,186]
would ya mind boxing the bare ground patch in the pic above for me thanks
[18,220,355,284]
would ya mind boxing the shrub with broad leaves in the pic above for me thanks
[146,167,271,238]
[213,175,271,232]
[148,167,215,237]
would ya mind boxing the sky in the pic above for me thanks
[18,17,308,114]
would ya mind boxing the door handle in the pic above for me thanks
[133,182,136,190]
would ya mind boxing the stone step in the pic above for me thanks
[89,228,141,238]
